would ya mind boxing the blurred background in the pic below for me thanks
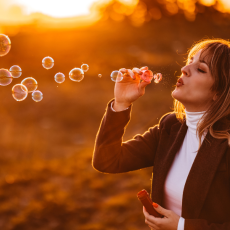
[0,0,230,229]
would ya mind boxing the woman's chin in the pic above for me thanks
[171,88,180,99]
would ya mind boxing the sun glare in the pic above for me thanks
[12,0,99,18]
[10,0,137,18]
[199,0,215,6]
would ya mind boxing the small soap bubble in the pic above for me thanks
[69,68,84,82]
[154,73,162,83]
[21,77,38,93]
[55,72,65,84]
[110,70,123,82]
[32,90,43,102]
[0,68,13,86]
[10,65,22,78]
[0,34,11,57]
[141,70,154,83]
[81,64,89,72]
[42,56,54,69]
[12,84,28,101]
[98,74,102,78]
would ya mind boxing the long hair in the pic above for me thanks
[173,39,230,150]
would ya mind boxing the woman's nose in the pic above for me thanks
[181,65,189,76]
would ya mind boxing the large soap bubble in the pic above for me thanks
[55,72,65,84]
[110,70,123,82]
[32,90,43,102]
[69,68,84,82]
[0,69,13,86]
[10,65,22,78]
[12,84,28,101]
[21,77,38,93]
[42,56,54,69]
[0,34,11,57]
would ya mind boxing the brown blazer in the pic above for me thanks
[92,99,230,230]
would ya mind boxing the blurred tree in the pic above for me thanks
[97,0,230,26]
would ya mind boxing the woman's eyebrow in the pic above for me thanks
[189,56,209,69]
[191,56,208,65]
[199,59,209,67]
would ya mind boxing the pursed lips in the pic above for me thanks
[176,77,184,86]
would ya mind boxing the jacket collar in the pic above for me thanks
[153,119,229,219]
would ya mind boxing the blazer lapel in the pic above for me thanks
[182,131,229,218]
[152,120,188,206]
[152,117,229,219]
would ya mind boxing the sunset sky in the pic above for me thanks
[12,0,105,17]
[0,0,136,19]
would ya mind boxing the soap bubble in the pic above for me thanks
[153,73,162,83]
[0,69,13,86]
[141,70,153,83]
[0,34,11,57]
[98,74,102,78]
[10,65,22,78]
[12,84,28,101]
[69,68,84,82]
[81,64,89,72]
[55,72,65,83]
[21,77,38,93]
[42,56,54,69]
[32,90,43,102]
[110,70,123,82]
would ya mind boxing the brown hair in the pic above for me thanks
[173,38,230,150]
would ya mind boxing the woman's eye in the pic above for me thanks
[198,69,206,73]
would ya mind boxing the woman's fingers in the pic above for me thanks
[119,68,127,74]
[118,67,159,85]
[127,69,136,79]
[132,67,142,75]
[140,66,148,71]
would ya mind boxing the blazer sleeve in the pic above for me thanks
[185,219,230,230]
[92,98,169,173]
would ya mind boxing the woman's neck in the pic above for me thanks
[185,109,206,135]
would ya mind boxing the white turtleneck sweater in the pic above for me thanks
[111,102,207,230]
[163,109,207,230]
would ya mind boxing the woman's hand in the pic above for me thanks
[114,68,151,110]
[143,203,180,230]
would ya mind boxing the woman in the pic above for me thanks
[92,39,230,230]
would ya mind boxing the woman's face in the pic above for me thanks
[172,49,217,112]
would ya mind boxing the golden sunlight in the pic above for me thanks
[10,0,137,18]
[13,0,100,18]
[0,0,138,29]
[199,0,216,6]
